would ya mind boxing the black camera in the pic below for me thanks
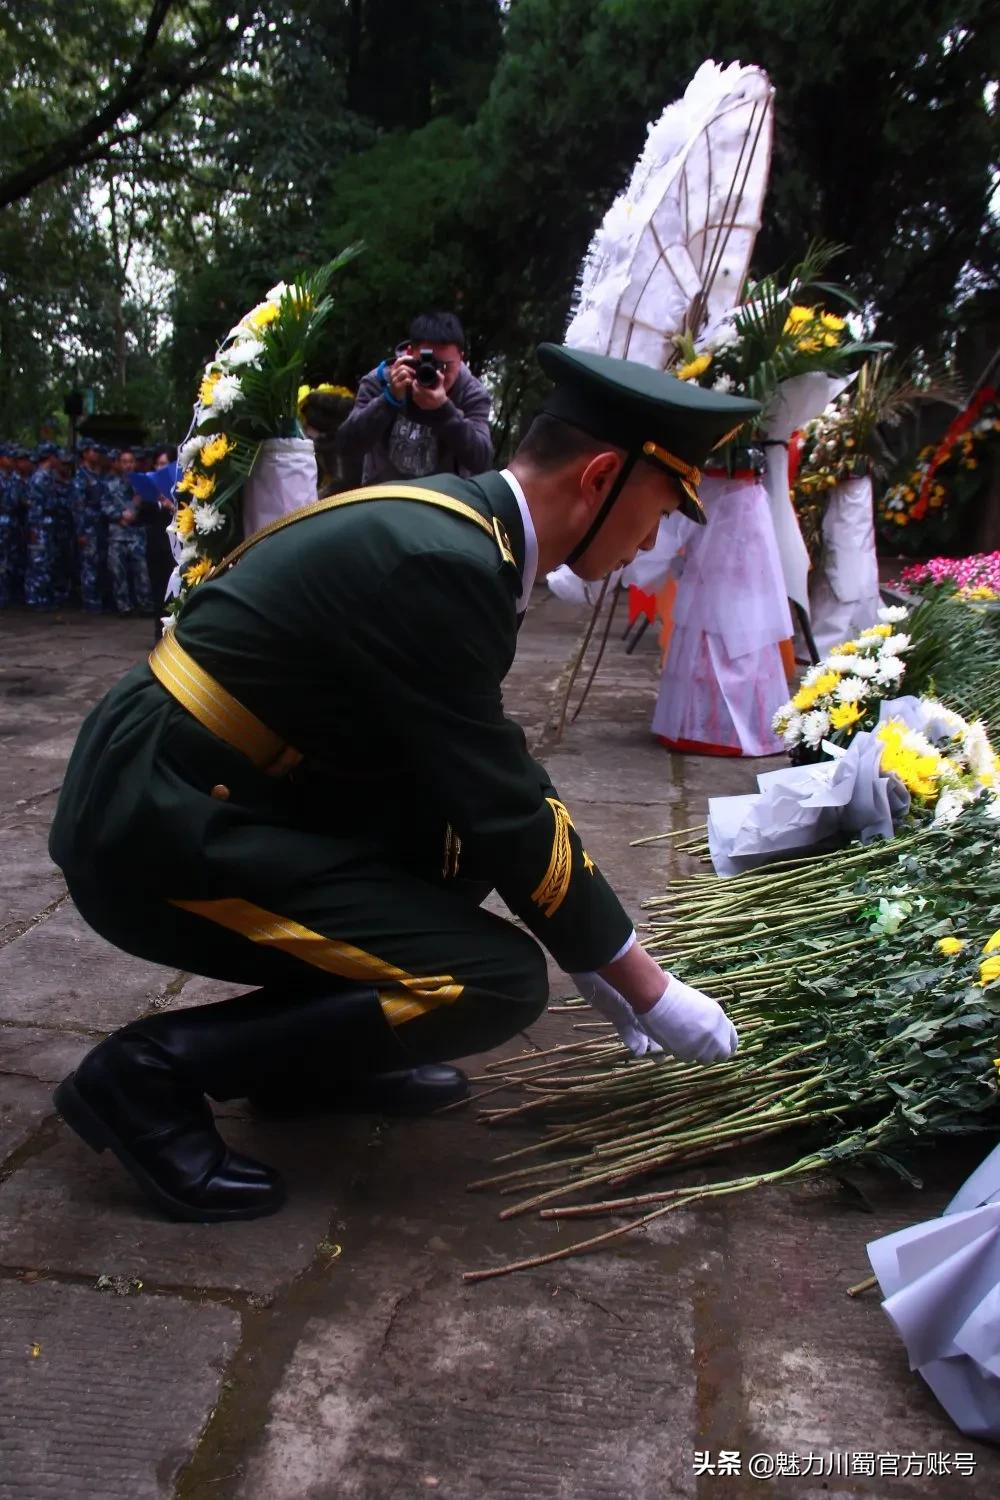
[399,347,445,389]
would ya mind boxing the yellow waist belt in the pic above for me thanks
[148,631,303,777]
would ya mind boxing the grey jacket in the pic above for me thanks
[335,362,493,483]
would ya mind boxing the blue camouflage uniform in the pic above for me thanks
[24,449,63,609]
[51,455,77,605]
[2,454,30,605]
[0,449,21,606]
[102,475,153,614]
[72,458,108,612]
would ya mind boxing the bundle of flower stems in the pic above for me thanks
[464,805,1000,1282]
[904,587,1000,737]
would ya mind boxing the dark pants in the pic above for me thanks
[66,849,548,1066]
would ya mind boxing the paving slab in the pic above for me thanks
[0,1279,240,1499]
[0,900,173,1030]
[0,1025,98,1084]
[0,1074,56,1164]
[231,1108,701,1500]
[0,1116,363,1294]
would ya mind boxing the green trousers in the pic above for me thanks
[53,669,549,1065]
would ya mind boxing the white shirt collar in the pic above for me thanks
[498,467,538,613]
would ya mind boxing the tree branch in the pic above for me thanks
[0,3,252,210]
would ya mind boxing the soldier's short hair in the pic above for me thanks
[514,413,612,470]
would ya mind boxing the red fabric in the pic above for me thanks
[656,735,742,758]
[627,585,657,626]
[787,430,805,487]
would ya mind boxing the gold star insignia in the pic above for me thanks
[582,850,595,874]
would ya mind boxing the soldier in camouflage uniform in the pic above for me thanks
[102,448,153,615]
[72,440,109,612]
[0,445,17,606]
[24,445,64,609]
[51,450,78,606]
[4,448,32,604]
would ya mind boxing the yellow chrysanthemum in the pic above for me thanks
[831,641,859,655]
[676,353,712,382]
[175,504,196,538]
[200,434,232,468]
[247,302,280,331]
[796,337,821,353]
[189,472,216,502]
[983,931,1000,955]
[821,312,846,332]
[298,381,357,409]
[792,684,820,712]
[822,332,840,348]
[786,305,813,326]
[813,671,841,696]
[861,624,892,639]
[199,370,221,406]
[184,557,213,587]
[978,955,1000,988]
[936,936,966,956]
[830,701,863,731]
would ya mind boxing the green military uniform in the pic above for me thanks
[50,470,632,1059]
[48,344,760,1223]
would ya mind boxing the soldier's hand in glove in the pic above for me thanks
[570,971,663,1059]
[636,974,737,1063]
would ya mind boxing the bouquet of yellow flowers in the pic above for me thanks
[670,243,886,443]
[168,251,357,614]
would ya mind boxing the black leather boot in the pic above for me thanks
[248,1063,469,1119]
[54,1014,287,1223]
[53,985,463,1221]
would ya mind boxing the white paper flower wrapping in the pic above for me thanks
[707,722,910,877]
[867,1144,1000,1441]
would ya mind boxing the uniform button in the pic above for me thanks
[210,783,230,801]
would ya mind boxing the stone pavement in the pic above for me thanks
[1,600,998,1500]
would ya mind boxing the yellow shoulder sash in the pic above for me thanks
[209,483,509,581]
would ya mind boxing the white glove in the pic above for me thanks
[637,975,738,1063]
[571,972,663,1059]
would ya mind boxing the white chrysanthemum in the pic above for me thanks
[835,676,869,703]
[160,613,177,635]
[178,434,208,469]
[849,656,879,678]
[712,374,735,394]
[209,373,243,413]
[824,654,857,673]
[880,632,912,656]
[802,709,831,748]
[176,539,199,565]
[802,662,826,687]
[782,712,804,748]
[922,698,966,735]
[875,656,906,685]
[964,721,995,778]
[934,788,970,825]
[192,503,226,535]
[878,604,909,623]
[220,338,265,369]
[772,701,795,731]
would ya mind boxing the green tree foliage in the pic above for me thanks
[0,0,996,442]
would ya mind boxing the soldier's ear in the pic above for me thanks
[578,450,623,505]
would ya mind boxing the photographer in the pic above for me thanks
[336,311,492,482]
